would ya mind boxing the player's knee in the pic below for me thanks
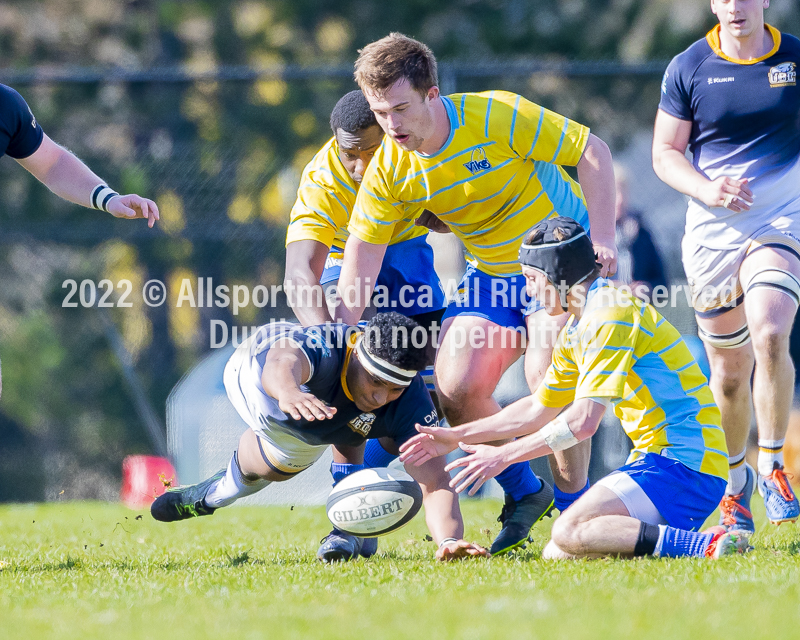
[436,390,471,424]
[711,361,752,399]
[436,370,483,404]
[550,515,582,555]
[749,321,791,362]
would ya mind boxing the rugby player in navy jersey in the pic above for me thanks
[0,83,159,396]
[653,0,800,530]
[151,312,489,563]
[284,90,447,561]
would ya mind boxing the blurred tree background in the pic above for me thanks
[1,0,799,500]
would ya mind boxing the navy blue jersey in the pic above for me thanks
[1,84,44,159]
[237,322,437,447]
[659,25,800,184]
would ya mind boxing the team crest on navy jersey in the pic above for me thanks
[769,62,796,87]
[463,147,491,175]
[348,412,376,436]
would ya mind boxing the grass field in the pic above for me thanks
[2,499,800,640]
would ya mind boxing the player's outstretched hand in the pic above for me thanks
[277,389,336,421]
[445,443,510,496]
[700,176,754,213]
[435,539,490,561]
[592,237,618,279]
[107,194,161,228]
[398,425,460,465]
[414,209,451,233]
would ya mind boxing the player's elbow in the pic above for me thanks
[651,144,667,181]
[283,269,316,292]
[580,133,612,169]
[569,402,604,440]
[284,270,322,309]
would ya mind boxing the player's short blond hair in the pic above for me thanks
[354,33,438,97]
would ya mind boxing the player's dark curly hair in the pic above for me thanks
[329,90,378,134]
[363,312,429,372]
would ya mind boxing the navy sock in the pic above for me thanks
[364,439,397,468]
[330,462,365,486]
[495,462,542,502]
[654,525,713,558]
[633,522,660,556]
[554,480,590,512]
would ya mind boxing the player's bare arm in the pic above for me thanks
[333,236,388,324]
[576,133,618,276]
[284,239,333,326]
[399,395,561,466]
[261,341,336,421]
[652,110,753,212]
[398,451,489,560]
[445,398,606,495]
[16,133,160,227]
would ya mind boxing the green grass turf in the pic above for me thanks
[1,499,800,640]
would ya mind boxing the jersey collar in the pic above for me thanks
[413,96,457,160]
[340,330,360,401]
[706,23,781,65]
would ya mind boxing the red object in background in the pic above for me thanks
[121,455,178,509]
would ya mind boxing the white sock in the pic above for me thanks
[204,452,270,508]
[757,439,785,477]
[726,450,748,495]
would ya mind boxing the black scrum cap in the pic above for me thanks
[518,216,597,295]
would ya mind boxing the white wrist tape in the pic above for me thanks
[438,537,458,548]
[541,414,580,451]
[91,184,120,213]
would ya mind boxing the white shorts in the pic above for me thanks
[595,471,667,526]
[223,340,328,476]
[682,215,800,317]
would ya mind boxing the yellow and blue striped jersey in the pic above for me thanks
[286,137,427,249]
[536,279,728,481]
[348,91,590,276]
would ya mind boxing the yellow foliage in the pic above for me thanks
[252,79,288,106]
[259,178,286,224]
[292,111,317,138]
[157,190,186,235]
[293,145,319,172]
[316,18,353,54]
[228,195,256,224]
[169,268,200,349]
[234,2,274,37]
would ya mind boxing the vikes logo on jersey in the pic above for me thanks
[463,147,492,175]
[769,62,796,87]
[324,251,344,271]
[348,412,376,437]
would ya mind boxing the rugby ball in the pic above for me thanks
[326,467,423,537]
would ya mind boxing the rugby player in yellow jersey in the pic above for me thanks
[285,89,446,329]
[333,33,618,554]
[400,217,752,560]
[284,90,447,561]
